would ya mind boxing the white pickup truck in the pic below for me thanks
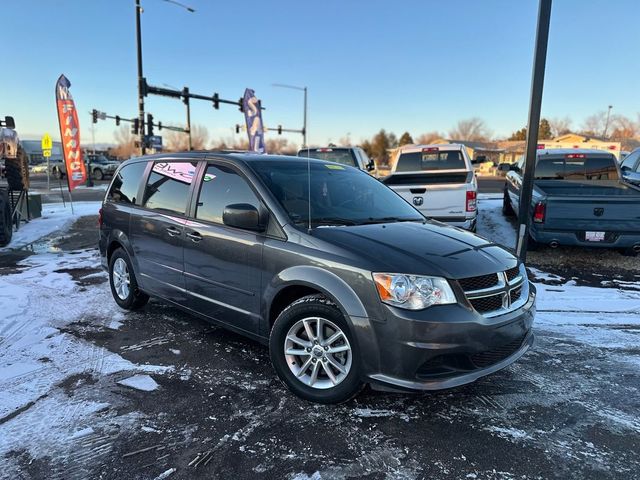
[381,144,478,231]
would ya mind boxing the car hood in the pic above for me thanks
[310,221,518,279]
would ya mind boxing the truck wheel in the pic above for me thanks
[109,248,149,310]
[502,189,515,217]
[54,167,64,180]
[0,190,12,247]
[5,145,29,191]
[269,294,363,404]
[93,168,104,181]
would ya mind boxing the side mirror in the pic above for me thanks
[366,161,375,172]
[2,116,15,129]
[223,203,267,232]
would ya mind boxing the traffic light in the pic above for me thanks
[115,115,120,126]
[235,124,240,134]
[131,118,139,135]
[277,125,282,135]
[158,122,162,131]
[91,109,98,124]
[212,93,219,110]
[238,98,244,112]
[147,113,154,137]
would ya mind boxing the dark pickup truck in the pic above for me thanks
[503,149,640,254]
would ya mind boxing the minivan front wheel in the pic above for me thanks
[270,295,362,403]
[109,248,149,310]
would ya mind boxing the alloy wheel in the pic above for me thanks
[112,257,130,300]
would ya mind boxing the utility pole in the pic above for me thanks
[603,105,613,139]
[273,83,308,147]
[183,87,192,150]
[516,0,552,263]
[135,0,146,155]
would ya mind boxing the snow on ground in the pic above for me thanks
[1,201,101,250]
[118,374,160,392]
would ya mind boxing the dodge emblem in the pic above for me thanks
[413,197,424,206]
[593,207,604,217]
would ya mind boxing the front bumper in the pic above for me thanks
[429,214,477,231]
[363,283,536,392]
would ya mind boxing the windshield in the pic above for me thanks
[535,156,619,180]
[250,160,424,227]
[297,148,357,167]
[395,149,466,172]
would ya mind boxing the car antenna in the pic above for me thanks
[307,144,312,233]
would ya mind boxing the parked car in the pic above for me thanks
[503,149,640,255]
[496,163,512,177]
[297,146,375,173]
[620,147,640,187]
[379,144,478,231]
[100,153,535,403]
[50,153,119,180]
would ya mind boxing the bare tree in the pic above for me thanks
[548,116,572,137]
[210,136,249,151]
[580,111,608,137]
[111,126,137,159]
[164,124,209,151]
[609,114,638,141]
[448,118,491,141]
[415,131,444,145]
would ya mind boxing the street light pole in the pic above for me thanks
[273,83,308,147]
[603,105,613,139]
[135,0,146,155]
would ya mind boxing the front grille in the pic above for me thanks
[505,266,521,282]
[458,273,499,292]
[470,335,526,368]
[510,286,522,304]
[469,294,504,313]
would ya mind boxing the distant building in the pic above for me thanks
[497,133,622,163]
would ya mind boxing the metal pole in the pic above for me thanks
[516,0,552,263]
[135,0,146,155]
[184,88,192,151]
[603,105,613,139]
[303,87,308,147]
[46,156,50,192]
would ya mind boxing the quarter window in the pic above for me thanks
[107,161,146,204]
[195,164,261,224]
[142,161,197,214]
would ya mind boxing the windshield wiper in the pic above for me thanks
[311,217,359,227]
[360,216,424,225]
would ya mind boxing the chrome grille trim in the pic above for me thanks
[459,264,528,318]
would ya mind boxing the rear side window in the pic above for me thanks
[142,161,197,214]
[195,164,261,224]
[396,150,465,172]
[107,161,146,204]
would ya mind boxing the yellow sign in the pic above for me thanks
[41,133,53,151]
[43,149,52,158]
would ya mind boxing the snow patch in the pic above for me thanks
[117,374,159,392]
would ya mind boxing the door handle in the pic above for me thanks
[166,226,181,237]
[186,231,202,243]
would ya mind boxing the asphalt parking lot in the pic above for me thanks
[1,197,639,480]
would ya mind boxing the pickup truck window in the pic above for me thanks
[298,149,357,168]
[396,151,465,172]
[251,160,422,226]
[535,156,619,180]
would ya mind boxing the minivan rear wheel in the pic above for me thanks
[109,248,149,310]
[269,294,362,404]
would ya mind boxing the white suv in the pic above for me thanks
[382,144,478,231]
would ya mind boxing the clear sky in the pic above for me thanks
[4,0,639,148]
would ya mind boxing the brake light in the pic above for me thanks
[566,153,585,159]
[608,145,617,150]
[533,202,545,223]
[537,144,545,149]
[466,190,477,212]
[422,147,439,152]
[317,148,332,152]
[98,208,103,227]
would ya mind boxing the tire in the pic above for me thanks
[0,190,12,247]
[527,234,541,251]
[502,188,515,217]
[93,168,104,181]
[5,145,29,190]
[108,248,149,310]
[269,294,363,404]
[619,247,639,257]
[54,167,64,180]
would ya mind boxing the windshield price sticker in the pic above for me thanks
[325,164,345,170]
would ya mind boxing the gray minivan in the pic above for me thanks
[100,152,536,403]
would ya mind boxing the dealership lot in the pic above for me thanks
[0,197,639,480]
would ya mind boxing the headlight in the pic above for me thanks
[373,273,456,310]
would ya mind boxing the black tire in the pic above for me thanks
[502,188,515,217]
[108,248,149,310]
[619,247,639,257]
[93,168,104,181]
[0,190,12,247]
[269,294,363,404]
[527,234,541,251]
[53,167,64,180]
[5,145,29,190]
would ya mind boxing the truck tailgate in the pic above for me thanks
[539,182,640,233]
[382,172,472,219]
